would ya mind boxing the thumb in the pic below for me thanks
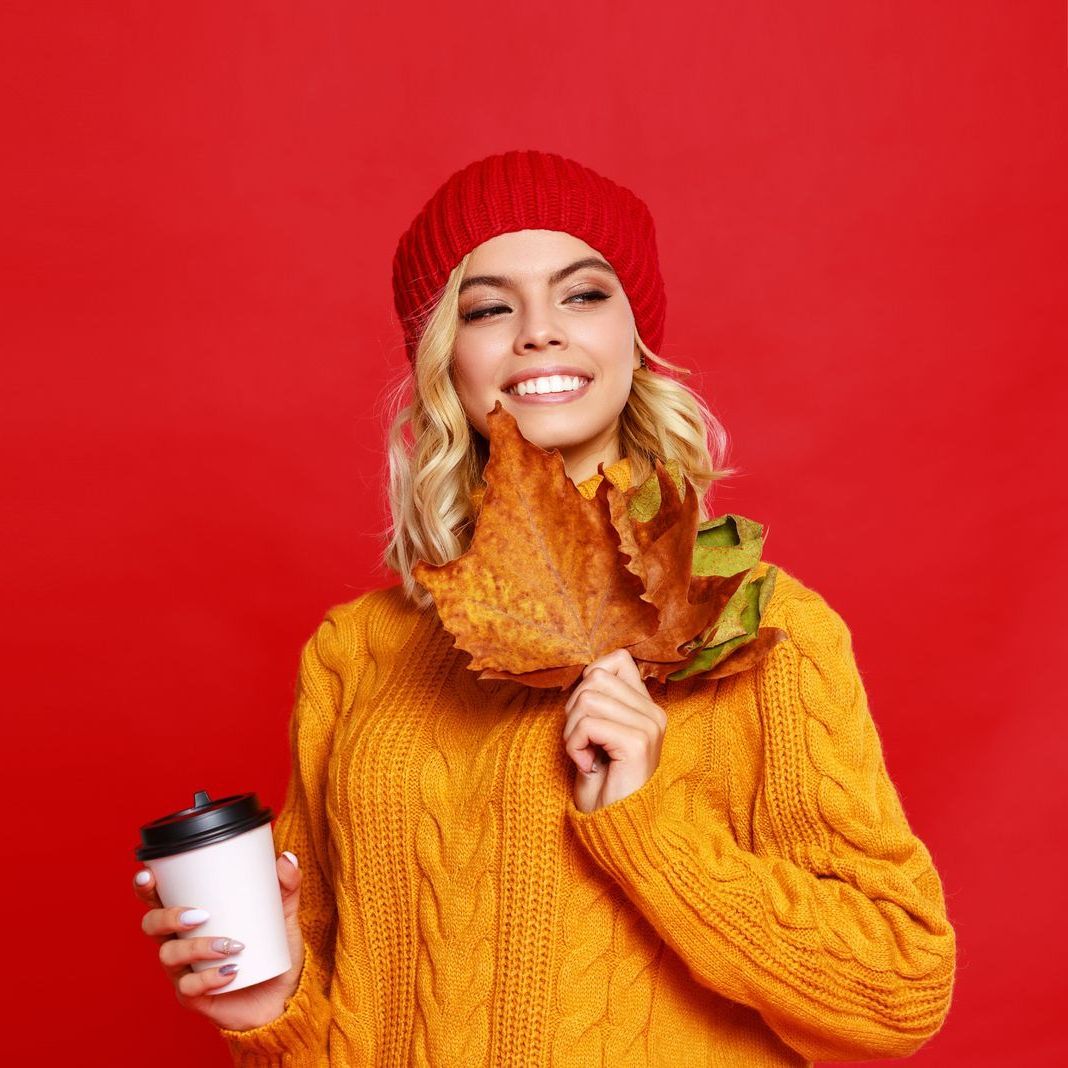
[572,757,603,814]
[277,851,302,904]
[276,852,306,977]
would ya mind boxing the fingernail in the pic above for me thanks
[179,908,209,926]
[218,963,239,976]
[282,851,299,869]
[211,938,245,955]
[134,871,151,886]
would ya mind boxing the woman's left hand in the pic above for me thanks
[562,648,667,813]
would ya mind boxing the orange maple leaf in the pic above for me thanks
[413,401,660,689]
[615,464,750,682]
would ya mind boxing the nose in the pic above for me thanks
[513,303,567,353]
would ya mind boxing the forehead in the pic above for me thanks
[463,229,608,275]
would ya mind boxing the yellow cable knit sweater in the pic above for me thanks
[220,463,956,1066]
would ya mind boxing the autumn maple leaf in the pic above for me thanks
[412,401,660,689]
[414,402,786,690]
[612,463,751,683]
[664,514,788,682]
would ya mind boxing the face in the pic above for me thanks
[452,229,639,484]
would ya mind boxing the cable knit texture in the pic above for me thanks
[219,471,956,1066]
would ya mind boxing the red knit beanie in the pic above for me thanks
[392,149,667,367]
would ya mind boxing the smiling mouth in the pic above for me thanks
[504,375,592,399]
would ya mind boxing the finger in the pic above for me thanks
[277,852,302,899]
[566,667,658,723]
[132,869,163,910]
[141,905,210,943]
[582,648,644,689]
[159,935,245,978]
[277,853,303,920]
[573,749,607,812]
[176,962,240,999]
[567,660,649,717]
[563,688,659,745]
[565,713,650,773]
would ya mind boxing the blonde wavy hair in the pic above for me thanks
[381,251,740,610]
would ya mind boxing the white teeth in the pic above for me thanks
[510,375,589,396]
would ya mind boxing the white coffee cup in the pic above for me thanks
[136,790,291,994]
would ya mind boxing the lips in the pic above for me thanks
[500,365,594,391]
[503,377,592,404]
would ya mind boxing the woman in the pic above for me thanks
[133,150,957,1065]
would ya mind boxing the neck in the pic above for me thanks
[559,429,622,486]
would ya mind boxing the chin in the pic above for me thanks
[515,423,605,455]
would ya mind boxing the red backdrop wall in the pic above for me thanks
[4,2,1065,1064]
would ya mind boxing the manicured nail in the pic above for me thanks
[218,963,239,976]
[282,851,299,869]
[179,908,209,926]
[211,938,245,955]
[134,871,151,886]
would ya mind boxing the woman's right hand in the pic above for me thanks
[133,852,306,1032]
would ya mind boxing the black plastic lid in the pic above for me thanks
[135,789,273,861]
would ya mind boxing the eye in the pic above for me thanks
[459,289,610,324]
[567,289,610,305]
[461,304,509,323]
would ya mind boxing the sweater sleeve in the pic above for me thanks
[565,584,957,1063]
[218,601,366,1065]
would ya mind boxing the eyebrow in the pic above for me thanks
[458,257,618,296]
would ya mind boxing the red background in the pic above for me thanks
[3,3,1065,1064]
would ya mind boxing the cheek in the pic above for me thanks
[575,309,636,368]
[454,356,495,399]
[452,342,493,390]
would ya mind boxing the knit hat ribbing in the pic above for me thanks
[392,150,667,367]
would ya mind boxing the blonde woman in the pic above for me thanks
[133,150,956,1065]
